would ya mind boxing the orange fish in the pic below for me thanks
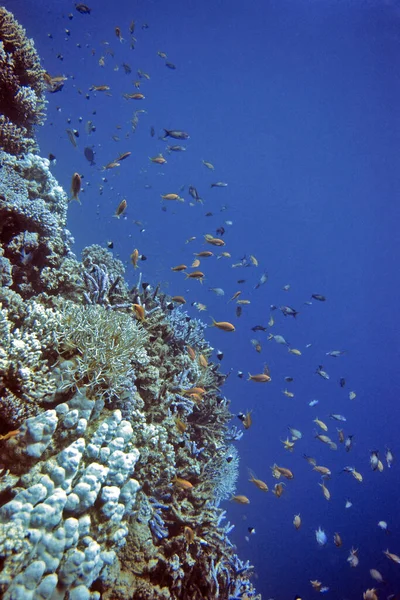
[248,373,271,383]
[198,354,208,368]
[185,271,205,283]
[272,464,294,479]
[124,92,145,100]
[0,429,20,442]
[70,173,81,203]
[231,495,250,505]
[89,84,110,91]
[272,482,285,497]
[132,303,145,321]
[171,264,187,272]
[243,411,252,430]
[184,387,206,396]
[211,319,235,332]
[161,193,184,202]
[173,476,193,490]
[191,259,201,268]
[205,236,225,247]
[228,291,241,303]
[130,249,139,268]
[194,251,214,258]
[187,346,196,360]
[116,151,131,161]
[248,470,268,491]
[114,199,127,218]
[171,296,186,304]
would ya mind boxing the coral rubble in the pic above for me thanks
[0,8,260,600]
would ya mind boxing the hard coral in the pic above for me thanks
[56,301,149,402]
[0,7,46,155]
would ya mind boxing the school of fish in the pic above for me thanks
[47,7,398,599]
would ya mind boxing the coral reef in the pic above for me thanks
[0,150,82,300]
[0,7,46,155]
[0,8,260,600]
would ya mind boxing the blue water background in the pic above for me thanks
[5,0,400,597]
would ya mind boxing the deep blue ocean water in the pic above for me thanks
[5,0,400,597]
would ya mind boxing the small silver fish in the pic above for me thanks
[208,287,225,296]
[329,414,346,422]
[316,365,329,380]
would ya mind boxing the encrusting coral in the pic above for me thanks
[0,7,46,155]
[0,8,261,600]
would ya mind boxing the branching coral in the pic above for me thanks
[0,7,46,154]
[56,301,149,402]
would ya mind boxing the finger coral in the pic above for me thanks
[0,7,46,155]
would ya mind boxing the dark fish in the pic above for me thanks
[163,129,190,140]
[251,325,267,332]
[165,62,176,69]
[285,376,294,382]
[122,63,132,74]
[84,146,95,165]
[129,20,135,33]
[167,145,186,152]
[205,212,213,217]
[339,377,346,388]
[236,306,242,318]
[75,3,91,14]
[66,128,77,147]
[150,126,155,137]
[216,227,225,236]
[237,279,246,284]
[216,350,224,361]
[311,294,326,301]
[107,241,114,249]
[189,186,202,203]
[211,182,228,188]
[48,153,56,162]
[280,306,298,318]
[141,23,149,29]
